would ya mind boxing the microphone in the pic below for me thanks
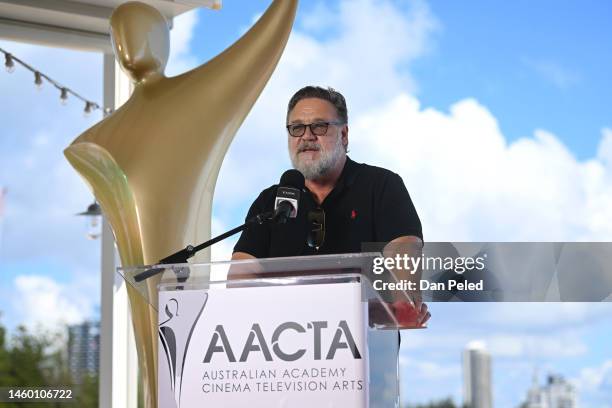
[272,169,305,223]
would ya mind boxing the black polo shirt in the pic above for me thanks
[233,156,422,258]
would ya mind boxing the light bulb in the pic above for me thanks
[87,215,102,240]
[60,88,68,105]
[34,71,43,90]
[84,102,93,117]
[4,53,15,73]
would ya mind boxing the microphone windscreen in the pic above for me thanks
[279,169,305,189]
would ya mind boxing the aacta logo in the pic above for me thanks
[203,321,361,363]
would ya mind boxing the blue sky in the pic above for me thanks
[1,0,611,406]
[413,0,612,160]
[188,0,612,159]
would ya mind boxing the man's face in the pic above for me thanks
[287,98,348,180]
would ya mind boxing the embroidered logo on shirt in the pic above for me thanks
[350,209,357,220]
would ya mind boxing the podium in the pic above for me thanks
[119,252,413,408]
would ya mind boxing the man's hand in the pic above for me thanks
[391,299,430,328]
[227,251,260,281]
[231,251,256,261]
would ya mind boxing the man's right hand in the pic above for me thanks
[391,299,430,328]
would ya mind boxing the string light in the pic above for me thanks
[0,47,112,115]
[60,87,69,105]
[4,53,15,73]
[84,101,93,116]
[34,71,43,90]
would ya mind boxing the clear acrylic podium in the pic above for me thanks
[119,252,410,408]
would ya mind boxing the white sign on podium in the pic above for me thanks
[158,282,368,408]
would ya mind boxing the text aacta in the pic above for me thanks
[203,321,362,363]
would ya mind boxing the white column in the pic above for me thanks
[99,53,137,408]
[98,217,115,408]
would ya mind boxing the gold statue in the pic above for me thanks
[64,1,297,406]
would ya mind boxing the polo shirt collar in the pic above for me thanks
[317,155,358,206]
[335,155,359,190]
[302,155,359,207]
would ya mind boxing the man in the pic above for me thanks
[232,86,429,326]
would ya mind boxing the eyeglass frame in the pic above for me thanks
[286,121,346,138]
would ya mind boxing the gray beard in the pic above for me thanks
[290,137,345,180]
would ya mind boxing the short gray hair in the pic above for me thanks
[287,86,348,124]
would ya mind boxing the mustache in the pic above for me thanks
[297,142,321,153]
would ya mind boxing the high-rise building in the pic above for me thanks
[463,341,493,408]
[523,372,576,408]
[67,320,100,383]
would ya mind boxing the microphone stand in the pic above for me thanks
[134,210,275,282]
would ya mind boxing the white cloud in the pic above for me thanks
[465,339,487,350]
[0,43,105,270]
[523,57,580,90]
[213,0,612,246]
[214,0,440,214]
[287,0,439,108]
[0,127,102,264]
[572,360,612,406]
[401,326,588,360]
[300,2,336,33]
[401,356,460,380]
[574,360,612,392]
[0,41,105,334]
[397,302,612,388]
[398,303,610,407]
[597,128,612,166]
[477,303,612,331]
[210,216,237,263]
[13,274,96,331]
[399,355,462,405]
[488,334,587,358]
[166,9,200,76]
[349,95,612,241]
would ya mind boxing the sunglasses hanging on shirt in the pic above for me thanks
[307,208,325,250]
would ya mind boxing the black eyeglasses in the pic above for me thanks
[286,121,345,137]
[307,208,325,250]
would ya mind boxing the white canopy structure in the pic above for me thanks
[0,0,219,51]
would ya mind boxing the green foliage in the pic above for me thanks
[0,317,98,407]
[408,397,470,408]
[73,374,99,407]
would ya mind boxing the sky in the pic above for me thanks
[0,0,611,406]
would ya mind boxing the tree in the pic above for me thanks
[0,316,98,407]
[408,397,470,408]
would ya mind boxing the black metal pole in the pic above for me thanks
[133,210,274,283]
